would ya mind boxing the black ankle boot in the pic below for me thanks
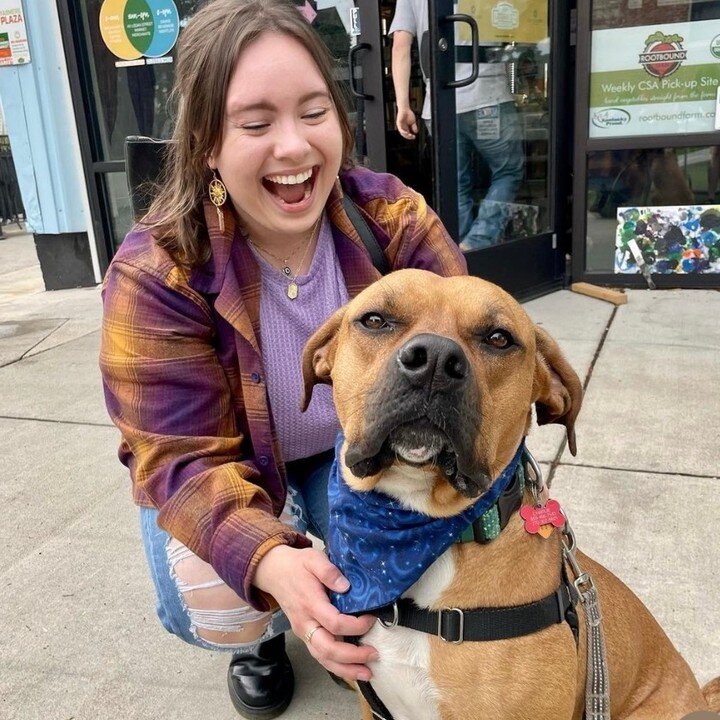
[227,634,294,719]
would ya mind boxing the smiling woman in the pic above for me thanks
[98,1,467,718]
[207,34,343,252]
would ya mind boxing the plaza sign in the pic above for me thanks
[0,0,30,66]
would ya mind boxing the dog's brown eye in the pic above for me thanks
[484,330,513,349]
[361,313,388,330]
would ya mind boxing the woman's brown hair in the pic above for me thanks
[145,0,355,268]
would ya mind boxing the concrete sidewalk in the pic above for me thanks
[1,232,718,720]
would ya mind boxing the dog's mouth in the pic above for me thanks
[388,420,453,468]
[345,418,491,498]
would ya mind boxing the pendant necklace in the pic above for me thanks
[247,215,322,300]
[249,244,298,279]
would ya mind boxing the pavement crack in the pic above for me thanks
[0,326,100,368]
[19,318,69,360]
[556,461,718,481]
[0,415,114,428]
[547,305,619,487]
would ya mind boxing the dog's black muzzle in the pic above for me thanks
[344,334,490,496]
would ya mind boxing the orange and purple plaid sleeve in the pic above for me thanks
[357,178,467,278]
[100,256,310,609]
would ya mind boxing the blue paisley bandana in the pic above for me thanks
[327,434,525,614]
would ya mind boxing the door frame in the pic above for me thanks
[356,1,388,172]
[425,0,574,299]
[56,0,116,274]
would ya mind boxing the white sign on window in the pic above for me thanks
[590,20,720,138]
[0,0,30,66]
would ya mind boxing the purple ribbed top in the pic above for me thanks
[249,213,349,462]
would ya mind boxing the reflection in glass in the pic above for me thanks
[104,172,133,253]
[585,146,720,272]
[388,0,552,252]
[455,46,551,251]
[451,4,551,252]
[310,5,357,157]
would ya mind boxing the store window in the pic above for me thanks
[78,0,198,163]
[586,145,720,272]
[589,0,720,139]
[577,0,720,283]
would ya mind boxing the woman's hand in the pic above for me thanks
[254,545,378,681]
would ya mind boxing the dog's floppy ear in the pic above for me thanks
[300,306,347,411]
[532,326,583,456]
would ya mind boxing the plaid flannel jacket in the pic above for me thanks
[100,166,467,609]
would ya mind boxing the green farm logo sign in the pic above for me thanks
[100,0,179,61]
[639,31,687,78]
[710,34,720,60]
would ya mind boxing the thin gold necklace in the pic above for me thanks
[248,215,322,300]
[248,240,303,277]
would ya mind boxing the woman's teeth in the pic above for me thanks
[265,168,313,185]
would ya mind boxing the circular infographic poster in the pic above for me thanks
[100,0,179,61]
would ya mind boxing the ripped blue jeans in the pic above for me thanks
[139,449,334,653]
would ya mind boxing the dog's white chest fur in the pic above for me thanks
[364,548,456,720]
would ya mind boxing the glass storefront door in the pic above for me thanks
[60,0,199,265]
[415,0,572,297]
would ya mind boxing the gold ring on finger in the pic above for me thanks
[303,624,322,644]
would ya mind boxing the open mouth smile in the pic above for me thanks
[262,165,318,212]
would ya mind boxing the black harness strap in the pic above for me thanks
[341,194,390,276]
[354,573,579,720]
[373,580,575,643]
[356,678,395,720]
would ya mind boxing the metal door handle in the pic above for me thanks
[444,13,479,88]
[348,42,374,100]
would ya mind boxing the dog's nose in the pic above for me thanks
[397,333,468,389]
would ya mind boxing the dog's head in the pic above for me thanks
[301,270,582,517]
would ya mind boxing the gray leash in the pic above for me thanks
[562,518,611,720]
[527,455,611,719]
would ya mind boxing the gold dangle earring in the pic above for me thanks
[208,170,227,233]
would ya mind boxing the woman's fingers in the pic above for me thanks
[253,546,379,677]
[308,627,377,665]
[310,598,375,638]
[304,549,351,594]
[304,627,377,681]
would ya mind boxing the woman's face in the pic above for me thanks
[208,32,344,247]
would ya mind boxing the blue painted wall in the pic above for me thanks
[0,2,90,235]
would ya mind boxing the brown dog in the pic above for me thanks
[301,269,720,720]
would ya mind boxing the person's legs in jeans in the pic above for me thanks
[284,448,334,542]
[456,111,479,240]
[138,449,335,718]
[460,102,524,250]
[140,502,294,719]
[140,506,291,652]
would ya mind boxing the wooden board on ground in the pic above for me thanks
[570,282,628,306]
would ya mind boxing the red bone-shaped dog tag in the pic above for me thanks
[520,499,566,538]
